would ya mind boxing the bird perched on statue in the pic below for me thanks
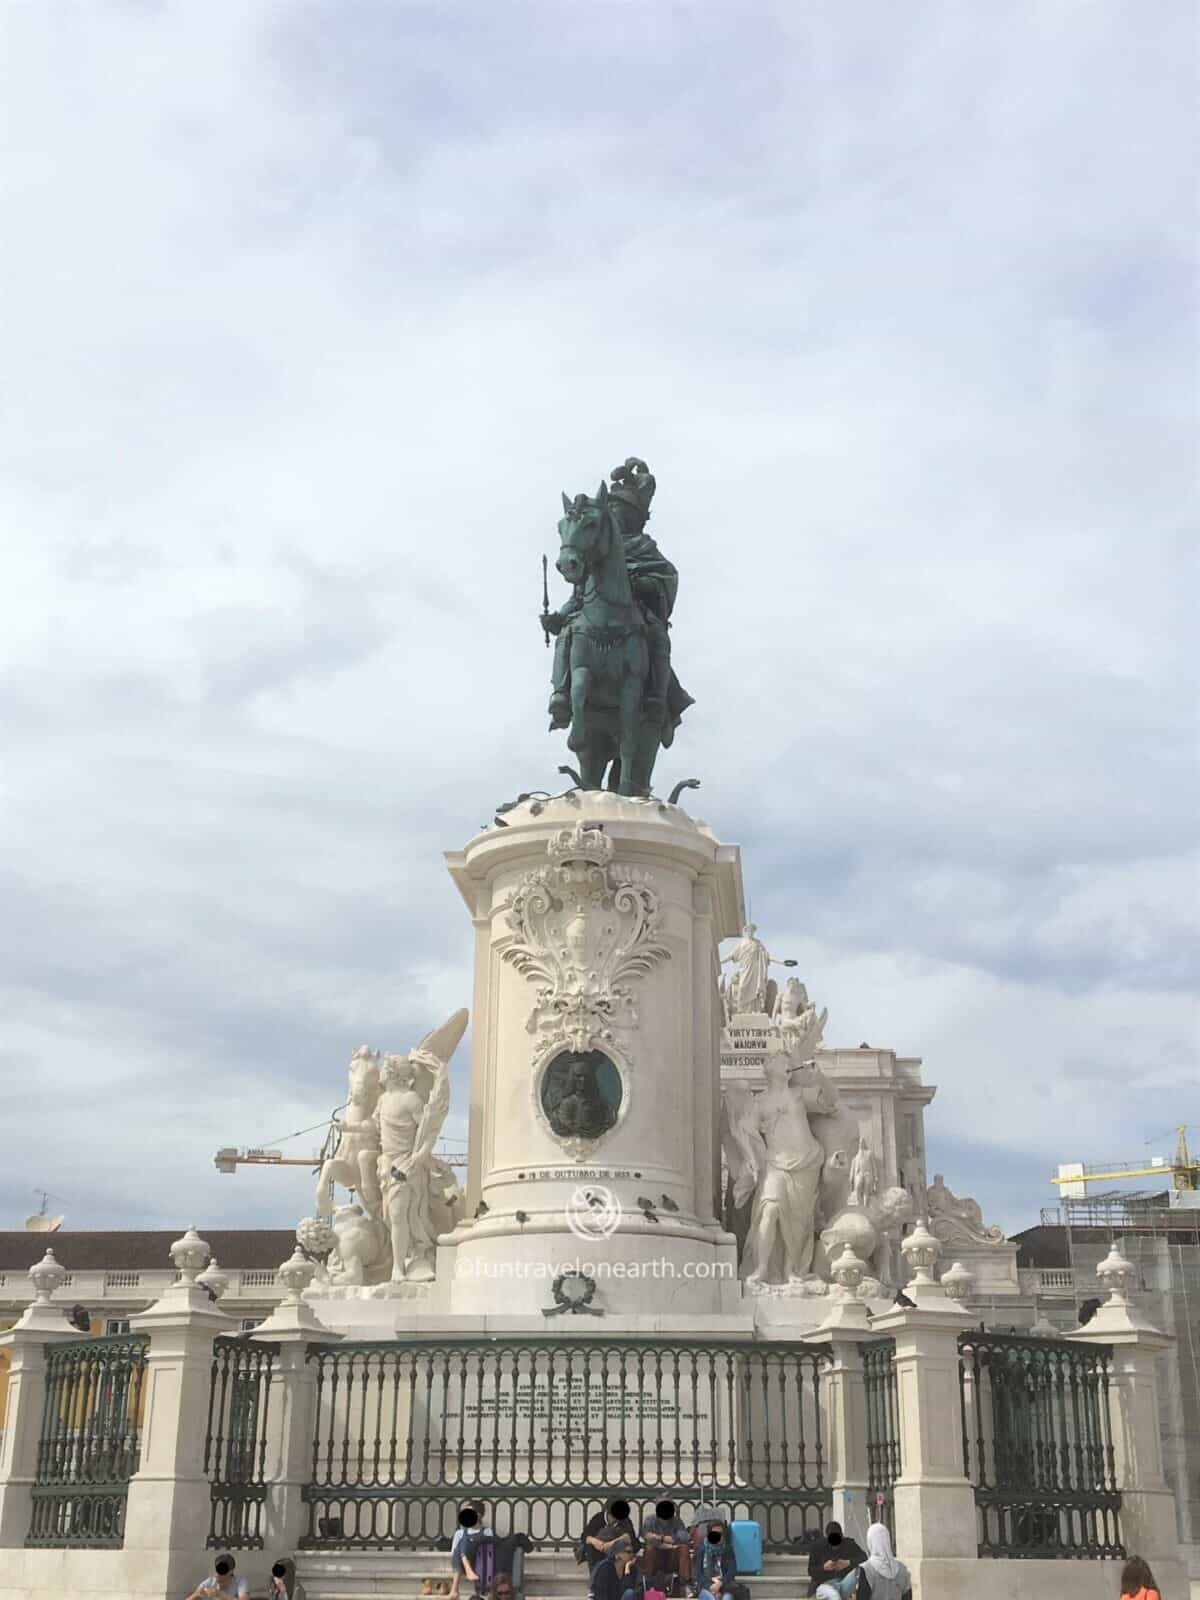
[474,1200,489,1219]
[637,1197,660,1223]
[1077,1297,1103,1328]
[660,1194,679,1212]
[893,1289,917,1309]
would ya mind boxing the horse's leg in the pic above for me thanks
[634,717,661,797]
[567,664,590,753]
[616,668,644,797]
[606,754,622,792]
[579,741,606,789]
[316,1160,334,1217]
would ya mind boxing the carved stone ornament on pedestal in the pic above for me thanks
[497,820,670,1160]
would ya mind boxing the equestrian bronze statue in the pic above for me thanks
[540,457,693,795]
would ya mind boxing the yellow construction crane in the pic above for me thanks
[213,1110,468,1183]
[1052,1124,1199,1196]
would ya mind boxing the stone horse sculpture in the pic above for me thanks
[542,461,692,795]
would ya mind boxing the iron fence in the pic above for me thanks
[205,1335,280,1549]
[27,1333,149,1548]
[862,1337,900,1538]
[301,1336,831,1550]
[957,1328,1123,1560]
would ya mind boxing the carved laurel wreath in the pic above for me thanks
[544,1268,601,1317]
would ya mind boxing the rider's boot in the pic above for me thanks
[548,634,572,728]
[645,617,669,723]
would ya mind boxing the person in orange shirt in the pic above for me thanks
[1119,1554,1161,1600]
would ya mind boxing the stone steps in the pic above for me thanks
[294,1552,809,1600]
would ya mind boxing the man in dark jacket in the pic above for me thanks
[583,1501,640,1599]
[592,1543,644,1600]
[806,1523,866,1597]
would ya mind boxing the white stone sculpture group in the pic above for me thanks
[306,1010,468,1290]
[719,936,914,1298]
[721,1029,913,1297]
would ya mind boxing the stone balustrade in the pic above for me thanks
[0,1235,1189,1600]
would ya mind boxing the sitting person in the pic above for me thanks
[1119,1555,1162,1600]
[806,1522,866,1596]
[592,1541,644,1600]
[450,1502,494,1600]
[814,1525,909,1600]
[696,1522,737,1600]
[640,1498,693,1595]
[583,1500,639,1599]
[184,1552,248,1599]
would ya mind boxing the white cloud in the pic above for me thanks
[0,2,1194,1237]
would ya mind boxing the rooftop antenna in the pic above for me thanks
[25,1188,66,1233]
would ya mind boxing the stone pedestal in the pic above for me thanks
[0,1308,77,1549]
[809,1326,873,1532]
[122,1279,238,1594]
[251,1300,343,1558]
[1071,1296,1189,1599]
[437,793,743,1316]
[870,1292,979,1598]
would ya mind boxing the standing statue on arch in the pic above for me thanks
[540,457,693,795]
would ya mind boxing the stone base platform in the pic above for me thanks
[295,1549,813,1600]
[293,1549,1158,1600]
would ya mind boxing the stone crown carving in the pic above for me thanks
[497,823,670,1053]
[546,820,614,869]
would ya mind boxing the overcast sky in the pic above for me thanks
[2,3,1195,1245]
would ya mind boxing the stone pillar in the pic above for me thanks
[123,1230,238,1594]
[439,792,744,1316]
[809,1336,871,1532]
[0,1252,77,1547]
[250,1249,342,1558]
[869,1224,978,1600]
[1070,1243,1188,1598]
[811,1247,875,1528]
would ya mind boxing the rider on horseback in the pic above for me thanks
[543,458,691,741]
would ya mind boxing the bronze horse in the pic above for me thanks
[549,482,665,795]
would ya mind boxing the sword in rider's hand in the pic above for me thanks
[541,553,550,646]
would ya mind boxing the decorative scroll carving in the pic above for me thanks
[498,821,669,1157]
[497,821,670,1051]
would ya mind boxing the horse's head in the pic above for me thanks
[556,480,611,586]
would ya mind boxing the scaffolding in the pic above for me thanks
[1040,1189,1200,1566]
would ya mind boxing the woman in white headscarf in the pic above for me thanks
[813,1524,911,1600]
